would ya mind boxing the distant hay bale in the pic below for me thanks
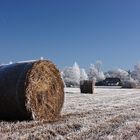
[0,60,64,121]
[80,80,95,94]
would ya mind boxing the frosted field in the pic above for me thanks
[0,88,140,140]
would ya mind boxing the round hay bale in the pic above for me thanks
[80,80,95,94]
[0,60,64,121]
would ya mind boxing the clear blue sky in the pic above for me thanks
[0,0,140,71]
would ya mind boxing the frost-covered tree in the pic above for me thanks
[80,68,88,81]
[94,60,102,72]
[105,68,138,88]
[62,62,80,87]
[105,68,129,81]
[131,62,140,82]
[122,76,138,88]
[131,62,140,85]
[73,62,80,83]
[88,61,105,82]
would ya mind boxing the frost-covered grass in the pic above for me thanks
[0,88,140,140]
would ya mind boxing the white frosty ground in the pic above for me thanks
[62,88,140,140]
[0,88,140,140]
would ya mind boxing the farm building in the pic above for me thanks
[96,77,122,86]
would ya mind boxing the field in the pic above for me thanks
[0,88,140,140]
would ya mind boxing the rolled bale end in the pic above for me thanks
[80,80,95,94]
[0,60,64,121]
[25,60,64,121]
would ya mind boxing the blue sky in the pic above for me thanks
[0,0,140,71]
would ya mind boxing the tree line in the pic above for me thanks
[61,61,140,87]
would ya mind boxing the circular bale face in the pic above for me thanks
[25,60,64,121]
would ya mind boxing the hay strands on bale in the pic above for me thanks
[80,80,95,94]
[0,60,64,121]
